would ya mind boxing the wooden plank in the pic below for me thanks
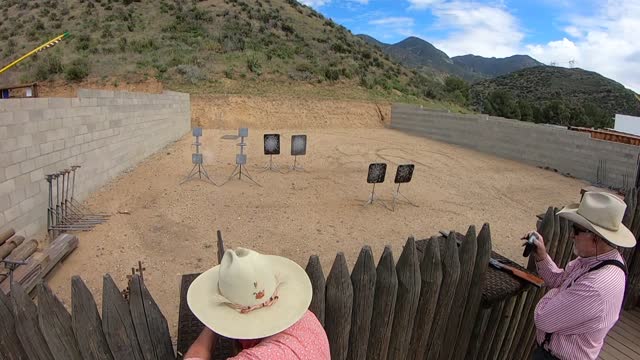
[0,228,16,245]
[366,246,398,360]
[618,312,640,332]
[408,236,442,360]
[440,225,478,360]
[387,237,422,360]
[487,295,518,360]
[347,246,376,360]
[305,255,326,327]
[598,345,619,360]
[476,301,505,360]
[325,252,353,360]
[71,276,114,360]
[454,223,493,360]
[10,281,55,360]
[464,307,491,360]
[606,326,640,355]
[497,290,529,360]
[0,287,28,359]
[0,235,25,259]
[624,309,640,323]
[102,274,145,360]
[554,218,569,268]
[129,275,174,360]
[424,232,460,359]
[1,234,78,295]
[548,210,561,260]
[601,339,635,360]
[0,239,38,282]
[609,319,640,344]
[37,283,83,360]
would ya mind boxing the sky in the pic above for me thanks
[298,0,640,92]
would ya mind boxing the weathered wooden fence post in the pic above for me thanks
[10,281,55,360]
[305,255,326,326]
[37,283,83,360]
[347,246,376,360]
[129,274,175,360]
[387,237,421,360]
[476,301,505,360]
[487,295,518,360]
[440,225,478,360]
[408,236,442,360]
[497,289,529,360]
[424,232,461,359]
[71,276,114,360]
[366,246,398,360]
[102,274,145,360]
[325,252,353,360]
[455,223,492,360]
[464,306,491,360]
[0,287,28,359]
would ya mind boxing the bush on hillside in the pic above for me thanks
[65,58,90,82]
[176,64,206,84]
[35,55,63,81]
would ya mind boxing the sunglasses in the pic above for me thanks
[572,223,591,235]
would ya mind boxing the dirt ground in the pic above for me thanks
[45,125,587,342]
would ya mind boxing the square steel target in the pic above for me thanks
[192,127,202,137]
[394,164,415,183]
[264,134,281,155]
[192,153,203,164]
[367,163,387,184]
[236,154,247,165]
[238,128,249,137]
[291,135,307,156]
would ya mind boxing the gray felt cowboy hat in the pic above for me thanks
[557,191,636,248]
[187,248,312,339]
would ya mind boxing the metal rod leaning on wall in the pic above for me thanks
[63,168,105,220]
[69,165,109,218]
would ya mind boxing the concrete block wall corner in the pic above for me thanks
[0,89,191,238]
[390,103,640,189]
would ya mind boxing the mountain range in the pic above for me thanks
[357,35,544,81]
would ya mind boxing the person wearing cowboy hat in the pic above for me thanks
[525,192,635,360]
[184,248,330,360]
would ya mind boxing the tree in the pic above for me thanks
[444,76,469,104]
[485,90,520,119]
[518,100,534,122]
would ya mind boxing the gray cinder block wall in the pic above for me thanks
[0,89,190,238]
[391,104,639,189]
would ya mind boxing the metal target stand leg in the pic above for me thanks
[391,183,419,211]
[181,163,216,185]
[224,164,261,187]
[260,155,281,173]
[364,183,389,209]
[290,156,304,172]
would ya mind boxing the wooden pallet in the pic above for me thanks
[599,309,640,360]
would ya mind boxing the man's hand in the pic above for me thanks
[522,231,547,261]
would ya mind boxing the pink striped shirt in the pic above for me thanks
[534,249,626,360]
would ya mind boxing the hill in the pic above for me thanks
[452,54,543,78]
[0,0,465,108]
[469,66,640,128]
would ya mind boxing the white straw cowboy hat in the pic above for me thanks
[187,248,312,339]
[557,192,636,248]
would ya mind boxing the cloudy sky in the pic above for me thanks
[299,0,640,92]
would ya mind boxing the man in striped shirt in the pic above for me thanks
[528,192,635,360]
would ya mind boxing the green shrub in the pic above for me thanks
[35,55,64,81]
[65,58,90,82]
[176,64,206,84]
[246,54,262,75]
[324,67,340,81]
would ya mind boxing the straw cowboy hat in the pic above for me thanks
[557,192,636,248]
[187,248,312,339]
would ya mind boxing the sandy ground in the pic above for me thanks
[44,127,587,342]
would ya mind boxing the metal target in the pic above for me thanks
[192,153,203,165]
[291,135,307,156]
[236,154,247,165]
[394,164,415,184]
[367,163,387,184]
[238,128,249,137]
[264,134,281,155]
[192,127,202,137]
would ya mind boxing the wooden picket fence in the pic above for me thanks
[0,274,175,360]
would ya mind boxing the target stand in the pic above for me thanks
[223,128,261,186]
[392,164,418,211]
[181,128,215,185]
[290,135,307,172]
[261,134,281,173]
[364,163,388,208]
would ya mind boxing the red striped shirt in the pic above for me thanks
[534,249,626,360]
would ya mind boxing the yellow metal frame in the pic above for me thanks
[0,32,69,76]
